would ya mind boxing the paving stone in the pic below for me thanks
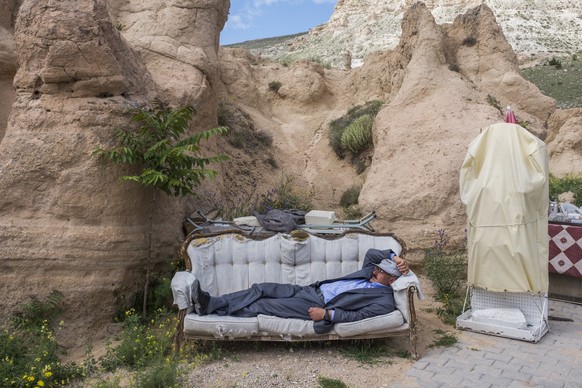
[473,364,503,377]
[406,367,435,380]
[477,373,513,387]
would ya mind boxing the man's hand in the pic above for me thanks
[393,255,409,275]
[308,307,326,321]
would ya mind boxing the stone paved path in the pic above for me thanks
[403,299,582,388]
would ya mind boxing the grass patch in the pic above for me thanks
[521,56,582,108]
[339,339,407,366]
[430,330,458,348]
[318,376,349,388]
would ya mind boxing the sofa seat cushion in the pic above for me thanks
[185,309,406,340]
[334,310,405,337]
[257,314,333,339]
[184,314,259,339]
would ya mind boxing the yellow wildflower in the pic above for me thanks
[37,380,45,387]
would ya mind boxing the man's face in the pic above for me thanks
[371,268,399,286]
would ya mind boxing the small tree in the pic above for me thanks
[94,100,228,317]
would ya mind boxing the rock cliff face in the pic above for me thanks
[0,0,228,345]
[258,0,582,67]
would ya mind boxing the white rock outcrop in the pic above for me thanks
[255,0,582,67]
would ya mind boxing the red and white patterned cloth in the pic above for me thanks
[548,223,582,278]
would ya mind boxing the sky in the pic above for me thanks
[220,0,337,45]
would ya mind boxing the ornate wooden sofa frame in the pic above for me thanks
[171,230,422,359]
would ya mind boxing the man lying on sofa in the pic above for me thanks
[191,249,409,334]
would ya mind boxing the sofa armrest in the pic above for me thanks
[171,271,197,310]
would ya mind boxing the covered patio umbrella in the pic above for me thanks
[505,106,517,124]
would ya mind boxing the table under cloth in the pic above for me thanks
[548,222,582,278]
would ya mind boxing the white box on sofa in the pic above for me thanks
[305,210,336,225]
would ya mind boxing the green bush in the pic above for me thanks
[424,229,468,325]
[216,174,313,221]
[462,37,477,46]
[340,114,373,155]
[548,57,563,69]
[448,63,460,72]
[0,291,84,387]
[134,361,183,388]
[549,174,582,206]
[258,174,313,212]
[424,230,467,301]
[342,205,363,220]
[339,185,361,208]
[329,100,383,158]
[218,102,272,151]
[100,309,176,371]
[268,81,282,92]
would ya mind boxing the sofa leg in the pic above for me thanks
[174,309,187,354]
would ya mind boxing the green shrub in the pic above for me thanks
[100,309,176,371]
[342,205,363,220]
[424,229,468,325]
[486,94,502,114]
[462,36,477,46]
[268,81,282,92]
[134,361,183,388]
[548,57,563,69]
[318,376,349,388]
[549,174,582,206]
[218,102,272,151]
[339,185,361,208]
[258,174,313,212]
[329,100,383,158]
[340,114,373,155]
[0,291,84,387]
[448,63,460,72]
[424,229,467,301]
[218,174,313,220]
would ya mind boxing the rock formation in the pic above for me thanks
[107,0,230,127]
[0,0,228,346]
[0,0,18,141]
[255,0,582,67]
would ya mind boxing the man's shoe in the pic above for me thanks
[192,279,210,315]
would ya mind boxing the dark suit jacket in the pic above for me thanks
[312,248,396,333]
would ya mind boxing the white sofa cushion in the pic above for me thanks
[184,314,259,339]
[334,310,405,337]
[257,314,325,339]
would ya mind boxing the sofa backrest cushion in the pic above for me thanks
[185,232,404,296]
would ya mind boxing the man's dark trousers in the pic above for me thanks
[208,283,324,320]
